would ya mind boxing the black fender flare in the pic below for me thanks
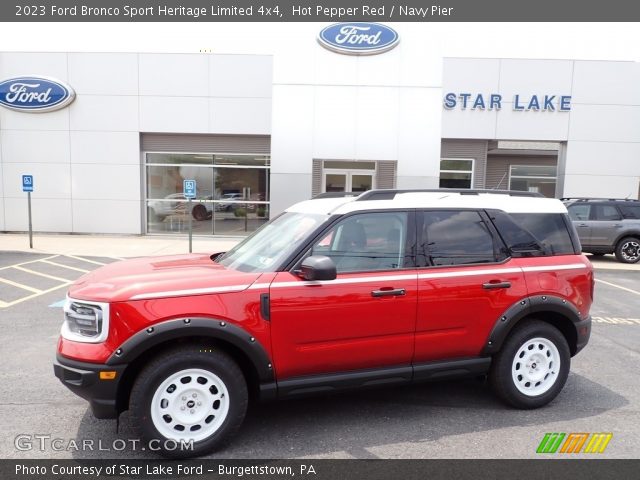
[481,295,583,356]
[105,317,274,383]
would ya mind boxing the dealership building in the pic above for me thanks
[1,23,639,236]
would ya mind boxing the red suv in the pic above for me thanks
[54,190,593,457]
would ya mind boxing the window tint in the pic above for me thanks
[619,205,640,219]
[509,213,575,255]
[567,204,590,221]
[311,212,409,273]
[422,210,501,266]
[489,211,544,256]
[593,205,622,221]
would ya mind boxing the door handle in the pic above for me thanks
[482,281,512,290]
[577,224,589,227]
[371,288,406,297]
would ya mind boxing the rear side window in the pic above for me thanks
[507,213,575,255]
[593,205,622,221]
[421,210,504,266]
[618,204,640,219]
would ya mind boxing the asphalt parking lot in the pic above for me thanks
[0,251,638,459]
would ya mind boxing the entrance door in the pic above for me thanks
[323,171,375,193]
[322,161,376,193]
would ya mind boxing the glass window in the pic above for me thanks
[217,212,328,272]
[593,205,622,221]
[440,159,473,189]
[311,212,409,272]
[422,210,499,266]
[489,210,544,256]
[145,152,270,236]
[509,165,557,198]
[619,205,640,219]
[509,213,575,255]
[567,204,591,221]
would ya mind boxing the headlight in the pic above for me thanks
[61,297,110,343]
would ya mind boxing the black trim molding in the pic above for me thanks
[105,317,274,383]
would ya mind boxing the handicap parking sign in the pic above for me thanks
[183,179,196,198]
[22,175,33,192]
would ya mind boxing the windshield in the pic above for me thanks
[216,212,330,272]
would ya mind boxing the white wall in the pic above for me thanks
[270,24,443,215]
[0,52,272,233]
[441,57,640,199]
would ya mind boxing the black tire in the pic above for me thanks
[192,204,208,221]
[129,346,248,458]
[614,236,640,264]
[489,320,570,409]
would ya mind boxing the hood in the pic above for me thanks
[68,254,262,303]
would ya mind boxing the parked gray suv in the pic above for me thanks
[563,198,640,263]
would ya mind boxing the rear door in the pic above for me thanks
[269,211,418,379]
[414,209,528,363]
[567,203,593,247]
[590,204,623,247]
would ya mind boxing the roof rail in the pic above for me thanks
[561,197,640,202]
[356,189,544,201]
[311,192,362,199]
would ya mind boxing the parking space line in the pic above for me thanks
[66,255,107,266]
[40,259,90,273]
[12,266,73,283]
[0,277,42,294]
[0,254,59,272]
[0,282,72,309]
[595,278,640,296]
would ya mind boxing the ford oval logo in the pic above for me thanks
[0,76,76,113]
[318,23,400,55]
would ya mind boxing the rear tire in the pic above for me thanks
[614,237,640,264]
[129,346,247,458]
[489,320,570,409]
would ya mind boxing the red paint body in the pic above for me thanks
[58,252,592,379]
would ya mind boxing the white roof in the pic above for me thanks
[286,191,568,215]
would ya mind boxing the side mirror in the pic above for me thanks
[298,256,337,281]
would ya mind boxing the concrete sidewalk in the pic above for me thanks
[1,232,639,271]
[1,233,241,258]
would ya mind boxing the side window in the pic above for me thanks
[568,204,590,221]
[593,205,622,221]
[311,212,409,273]
[422,210,501,266]
[509,213,575,255]
[619,205,640,219]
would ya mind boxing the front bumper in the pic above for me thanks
[53,354,127,419]
[574,315,592,356]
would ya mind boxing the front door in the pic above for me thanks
[269,211,417,379]
[590,204,623,247]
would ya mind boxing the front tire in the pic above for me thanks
[614,237,640,264]
[489,320,570,409]
[129,347,247,458]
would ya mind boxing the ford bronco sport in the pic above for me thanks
[54,190,593,458]
[563,197,640,263]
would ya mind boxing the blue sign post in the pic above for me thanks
[183,180,196,253]
[22,175,34,248]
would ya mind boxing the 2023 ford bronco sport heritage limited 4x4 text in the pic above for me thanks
[54,190,593,458]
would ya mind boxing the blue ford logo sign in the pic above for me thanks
[0,76,76,113]
[318,23,400,55]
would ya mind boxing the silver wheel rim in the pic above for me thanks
[150,368,230,442]
[511,337,560,396]
[620,241,640,262]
